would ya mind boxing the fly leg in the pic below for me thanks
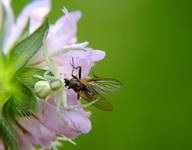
[75,66,82,80]
[70,57,82,80]
[70,58,82,100]
[72,66,81,80]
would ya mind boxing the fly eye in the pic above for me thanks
[64,79,70,86]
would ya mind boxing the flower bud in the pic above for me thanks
[34,81,51,99]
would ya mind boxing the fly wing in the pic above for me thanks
[79,90,113,111]
[83,77,122,94]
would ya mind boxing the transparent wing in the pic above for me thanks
[84,77,122,94]
[79,90,113,111]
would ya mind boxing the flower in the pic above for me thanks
[29,8,105,78]
[0,0,106,149]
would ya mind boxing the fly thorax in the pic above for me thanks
[69,79,83,91]
[50,79,63,91]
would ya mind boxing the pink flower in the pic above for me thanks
[30,8,106,76]
[0,0,105,149]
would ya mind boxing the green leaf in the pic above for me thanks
[0,112,19,150]
[16,67,45,89]
[7,19,48,78]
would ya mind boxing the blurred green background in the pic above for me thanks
[13,0,192,150]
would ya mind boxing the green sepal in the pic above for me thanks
[16,19,30,44]
[7,19,48,78]
[0,110,19,150]
[0,67,47,148]
[10,79,38,116]
[16,67,46,89]
[0,51,9,107]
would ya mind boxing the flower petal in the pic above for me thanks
[0,139,4,150]
[36,101,79,139]
[88,49,106,62]
[67,89,79,105]
[17,0,51,33]
[13,125,33,150]
[57,55,92,78]
[63,110,92,134]
[17,116,56,148]
[46,10,81,51]
[35,91,92,138]
[3,0,50,52]
[1,0,15,52]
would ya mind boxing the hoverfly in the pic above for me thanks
[34,42,121,111]
[64,58,122,111]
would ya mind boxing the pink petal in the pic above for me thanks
[54,48,105,78]
[46,11,81,51]
[3,0,50,52]
[36,101,79,139]
[88,49,106,62]
[1,0,15,52]
[0,139,4,150]
[13,125,33,150]
[67,89,79,105]
[63,110,92,134]
[64,48,106,62]
[17,0,51,33]
[56,55,92,78]
[69,11,81,23]
[17,116,56,148]
[36,92,92,137]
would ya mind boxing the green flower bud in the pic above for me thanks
[34,81,51,99]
